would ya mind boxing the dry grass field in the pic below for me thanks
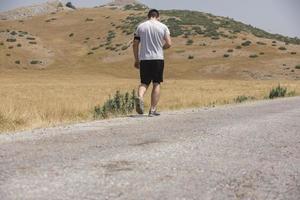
[0,4,300,133]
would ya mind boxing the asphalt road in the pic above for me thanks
[1,97,300,200]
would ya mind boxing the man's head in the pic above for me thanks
[148,9,159,19]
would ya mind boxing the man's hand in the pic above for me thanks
[134,60,140,69]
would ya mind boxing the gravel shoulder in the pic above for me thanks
[1,97,300,200]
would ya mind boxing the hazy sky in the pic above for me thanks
[0,0,299,38]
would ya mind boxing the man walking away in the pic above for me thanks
[133,9,172,117]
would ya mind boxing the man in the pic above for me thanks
[133,9,172,117]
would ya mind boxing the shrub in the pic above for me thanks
[17,43,22,47]
[85,18,94,22]
[30,60,41,65]
[211,36,220,40]
[249,54,258,58]
[29,41,37,44]
[227,49,234,53]
[241,40,251,46]
[272,44,277,46]
[6,38,16,42]
[121,45,129,51]
[87,52,94,55]
[10,31,17,35]
[186,39,194,45]
[94,90,136,119]
[223,54,230,58]
[272,41,277,43]
[256,41,266,45]
[6,53,11,56]
[69,33,74,37]
[0,42,3,46]
[188,55,194,59]
[259,52,265,55]
[287,91,296,97]
[295,65,300,69]
[15,60,20,64]
[291,52,297,55]
[269,85,287,99]
[278,46,287,51]
[235,46,242,49]
[212,50,216,53]
[234,96,255,103]
[26,37,35,40]
[8,46,13,49]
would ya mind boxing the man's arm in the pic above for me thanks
[163,34,172,49]
[133,39,140,69]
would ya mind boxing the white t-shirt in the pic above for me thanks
[134,19,170,60]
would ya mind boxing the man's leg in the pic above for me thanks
[138,84,148,100]
[150,83,160,111]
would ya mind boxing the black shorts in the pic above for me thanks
[140,60,164,85]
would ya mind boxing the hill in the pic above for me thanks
[0,1,299,80]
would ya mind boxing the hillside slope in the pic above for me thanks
[0,2,300,80]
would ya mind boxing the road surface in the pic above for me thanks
[1,97,300,200]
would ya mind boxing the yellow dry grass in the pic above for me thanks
[1,70,299,133]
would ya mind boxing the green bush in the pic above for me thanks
[188,55,194,59]
[94,90,136,119]
[186,39,194,45]
[256,41,266,45]
[249,54,258,58]
[278,46,287,51]
[30,60,41,65]
[269,85,287,99]
[26,37,35,40]
[242,40,251,46]
[234,96,255,103]
[6,38,16,42]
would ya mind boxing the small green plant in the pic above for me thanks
[295,65,300,69]
[249,54,258,58]
[287,90,296,97]
[85,18,94,22]
[234,96,255,103]
[278,46,287,51]
[269,85,287,99]
[30,60,41,65]
[241,40,251,46]
[186,39,194,45]
[26,37,35,40]
[94,90,136,119]
[6,38,16,42]
[256,41,266,45]
[188,55,194,59]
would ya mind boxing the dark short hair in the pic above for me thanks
[148,9,159,18]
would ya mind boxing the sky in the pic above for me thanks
[0,0,299,38]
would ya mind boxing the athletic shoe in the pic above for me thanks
[135,97,144,114]
[148,110,160,117]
